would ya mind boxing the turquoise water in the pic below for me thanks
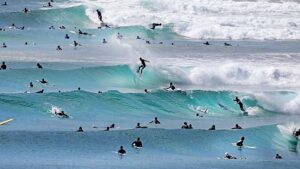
[1,0,300,168]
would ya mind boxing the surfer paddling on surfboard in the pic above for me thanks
[165,83,176,91]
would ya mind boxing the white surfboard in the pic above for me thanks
[0,118,13,125]
[231,143,256,149]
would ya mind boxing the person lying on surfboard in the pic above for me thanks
[78,29,91,36]
[232,124,242,129]
[165,83,176,91]
[39,78,48,84]
[224,152,237,159]
[149,117,160,124]
[136,122,147,128]
[54,110,69,118]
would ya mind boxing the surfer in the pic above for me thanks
[137,57,150,75]
[43,2,52,7]
[165,83,176,91]
[29,82,34,88]
[236,136,245,147]
[2,43,7,48]
[78,87,81,91]
[118,146,126,155]
[59,26,66,29]
[224,152,237,159]
[56,45,62,50]
[78,29,91,35]
[188,124,193,129]
[208,125,216,130]
[136,122,147,128]
[203,41,210,45]
[144,89,149,93]
[96,10,110,28]
[1,61,7,70]
[77,126,84,132]
[109,123,115,128]
[150,23,162,29]
[275,154,282,159]
[23,8,29,13]
[293,129,300,137]
[49,26,55,29]
[36,89,44,93]
[105,127,110,131]
[117,32,123,39]
[232,124,242,129]
[102,38,107,44]
[37,63,43,69]
[55,110,69,118]
[2,1,7,6]
[65,34,70,39]
[39,78,48,84]
[234,96,245,112]
[132,137,143,148]
[224,42,232,46]
[181,122,189,129]
[149,117,160,124]
[96,9,103,23]
[73,41,81,47]
[137,36,141,39]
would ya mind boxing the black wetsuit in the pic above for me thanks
[132,140,142,148]
[150,23,162,29]
[97,10,103,23]
[137,58,148,74]
[36,89,44,93]
[1,63,7,70]
[236,140,244,146]
[118,149,126,154]
[234,98,245,111]
[225,154,237,159]
[37,63,43,69]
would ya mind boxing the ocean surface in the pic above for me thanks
[0,0,300,169]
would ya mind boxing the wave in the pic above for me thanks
[0,89,298,121]
[0,64,300,93]
[1,0,300,40]
[0,125,298,156]
[0,5,93,28]
[81,0,300,40]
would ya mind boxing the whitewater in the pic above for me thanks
[0,0,300,169]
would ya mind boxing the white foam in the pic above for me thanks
[253,91,300,114]
[79,0,300,40]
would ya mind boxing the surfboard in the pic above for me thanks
[0,118,13,125]
[231,143,256,149]
[113,151,126,156]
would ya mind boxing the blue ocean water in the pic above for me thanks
[1,0,300,168]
